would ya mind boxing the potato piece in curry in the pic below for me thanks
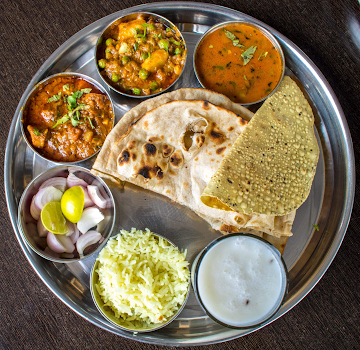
[23,75,114,162]
[97,14,186,96]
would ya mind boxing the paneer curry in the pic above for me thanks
[96,14,186,96]
[23,75,114,162]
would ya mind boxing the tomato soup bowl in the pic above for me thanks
[95,12,187,99]
[20,72,115,164]
[17,165,116,263]
[193,21,285,106]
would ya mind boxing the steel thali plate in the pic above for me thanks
[4,2,355,346]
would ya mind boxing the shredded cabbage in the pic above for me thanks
[95,228,189,327]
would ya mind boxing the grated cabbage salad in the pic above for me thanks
[95,228,190,328]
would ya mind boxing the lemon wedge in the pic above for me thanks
[61,186,85,223]
[41,201,69,235]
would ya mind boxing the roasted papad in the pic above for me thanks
[91,88,296,253]
[201,76,320,216]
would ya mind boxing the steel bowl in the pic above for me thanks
[94,12,187,98]
[191,232,289,329]
[193,21,285,106]
[20,72,115,164]
[90,231,190,333]
[17,165,116,263]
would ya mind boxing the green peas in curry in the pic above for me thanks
[96,14,187,96]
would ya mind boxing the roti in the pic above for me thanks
[201,76,320,216]
[92,88,296,253]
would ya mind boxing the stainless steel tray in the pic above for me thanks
[4,2,355,346]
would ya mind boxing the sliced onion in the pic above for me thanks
[76,230,102,256]
[65,221,75,237]
[39,177,67,193]
[83,187,95,208]
[30,196,41,221]
[87,185,109,209]
[47,232,67,253]
[68,225,80,244]
[37,219,48,237]
[77,207,104,234]
[32,186,63,220]
[67,173,88,188]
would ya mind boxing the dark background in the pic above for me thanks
[0,0,359,349]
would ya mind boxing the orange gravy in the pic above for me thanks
[195,23,283,104]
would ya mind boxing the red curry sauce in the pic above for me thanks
[195,23,283,104]
[23,75,114,162]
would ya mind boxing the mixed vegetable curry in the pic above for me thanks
[23,75,114,162]
[97,14,187,96]
[195,23,283,104]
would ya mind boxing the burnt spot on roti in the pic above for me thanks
[202,101,210,110]
[209,123,226,145]
[137,166,151,179]
[228,126,234,132]
[143,120,149,130]
[131,153,137,161]
[238,116,247,126]
[162,144,174,157]
[118,150,130,165]
[155,166,164,180]
[148,136,161,143]
[144,143,157,156]
[128,140,136,150]
[170,150,183,167]
[216,147,226,155]
[219,224,238,233]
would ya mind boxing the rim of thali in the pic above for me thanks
[4,1,355,346]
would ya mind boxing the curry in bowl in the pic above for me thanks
[22,73,114,163]
[194,21,284,104]
[96,13,187,97]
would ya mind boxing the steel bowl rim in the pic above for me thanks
[94,11,188,99]
[193,20,285,106]
[17,164,116,263]
[20,72,116,165]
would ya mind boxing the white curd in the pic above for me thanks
[194,235,287,327]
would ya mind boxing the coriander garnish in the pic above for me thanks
[47,92,62,103]
[258,50,268,60]
[52,115,70,129]
[312,224,319,231]
[33,128,42,136]
[224,29,244,48]
[241,45,257,65]
[88,117,95,129]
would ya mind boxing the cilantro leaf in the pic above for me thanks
[47,92,62,103]
[88,117,95,129]
[52,115,70,128]
[224,29,244,48]
[241,45,257,65]
[81,88,92,94]
[62,84,69,91]
[313,224,319,231]
[33,128,42,136]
